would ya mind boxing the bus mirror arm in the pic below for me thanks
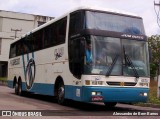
[79,37,86,78]
[80,37,86,58]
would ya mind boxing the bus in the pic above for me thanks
[8,7,150,107]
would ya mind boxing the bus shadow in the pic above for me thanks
[11,92,133,112]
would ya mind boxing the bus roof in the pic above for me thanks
[72,6,140,18]
[13,6,141,43]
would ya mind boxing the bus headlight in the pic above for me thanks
[91,92,96,95]
[98,81,103,85]
[140,92,148,97]
[85,80,104,85]
[91,91,102,96]
[139,83,149,87]
[92,81,97,85]
[96,92,102,95]
[144,93,148,96]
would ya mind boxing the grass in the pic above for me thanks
[0,77,7,81]
[148,79,160,105]
[135,79,160,107]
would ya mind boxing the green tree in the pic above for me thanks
[148,35,160,78]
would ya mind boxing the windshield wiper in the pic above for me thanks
[123,46,139,78]
[106,54,119,76]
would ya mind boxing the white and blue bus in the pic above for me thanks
[8,7,150,107]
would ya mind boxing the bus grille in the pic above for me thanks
[106,82,137,86]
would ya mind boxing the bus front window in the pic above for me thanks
[122,39,150,77]
[84,36,122,75]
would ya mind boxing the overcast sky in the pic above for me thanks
[0,0,159,36]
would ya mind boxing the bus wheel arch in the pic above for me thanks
[54,76,65,105]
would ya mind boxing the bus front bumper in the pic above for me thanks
[82,86,149,103]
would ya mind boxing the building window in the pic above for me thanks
[38,21,46,27]
[0,61,8,77]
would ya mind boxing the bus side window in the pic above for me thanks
[43,17,66,48]
[32,30,43,51]
[69,11,84,37]
[10,44,16,58]
[16,42,23,56]
[44,25,53,48]
[57,18,67,44]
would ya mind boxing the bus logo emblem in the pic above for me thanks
[54,47,64,60]
[25,58,36,90]
[120,82,125,86]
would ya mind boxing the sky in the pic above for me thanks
[0,0,159,36]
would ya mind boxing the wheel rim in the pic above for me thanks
[18,82,22,95]
[15,83,18,95]
[58,86,64,103]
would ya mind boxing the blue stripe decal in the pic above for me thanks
[21,82,54,96]
[22,52,35,87]
[22,55,26,77]
[32,52,34,59]
[8,80,13,88]
[81,86,149,103]
[27,53,29,62]
[8,80,149,103]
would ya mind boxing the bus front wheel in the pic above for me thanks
[57,82,65,105]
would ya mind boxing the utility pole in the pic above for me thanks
[154,1,160,6]
[154,1,160,27]
[11,28,22,39]
[154,1,160,98]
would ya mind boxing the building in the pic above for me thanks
[0,10,54,77]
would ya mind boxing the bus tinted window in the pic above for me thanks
[9,16,67,58]
[9,38,28,58]
[32,30,43,51]
[44,17,67,48]
[86,11,145,35]
[10,43,16,58]
[56,18,67,44]
[44,25,54,47]
[69,11,85,37]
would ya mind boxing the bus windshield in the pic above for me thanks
[84,35,150,77]
[85,11,145,35]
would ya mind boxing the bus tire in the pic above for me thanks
[17,80,22,96]
[104,102,117,108]
[57,82,65,105]
[15,79,22,95]
[15,82,19,95]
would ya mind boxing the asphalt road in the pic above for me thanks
[0,85,159,119]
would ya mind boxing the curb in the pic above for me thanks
[139,103,160,108]
[135,103,160,108]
